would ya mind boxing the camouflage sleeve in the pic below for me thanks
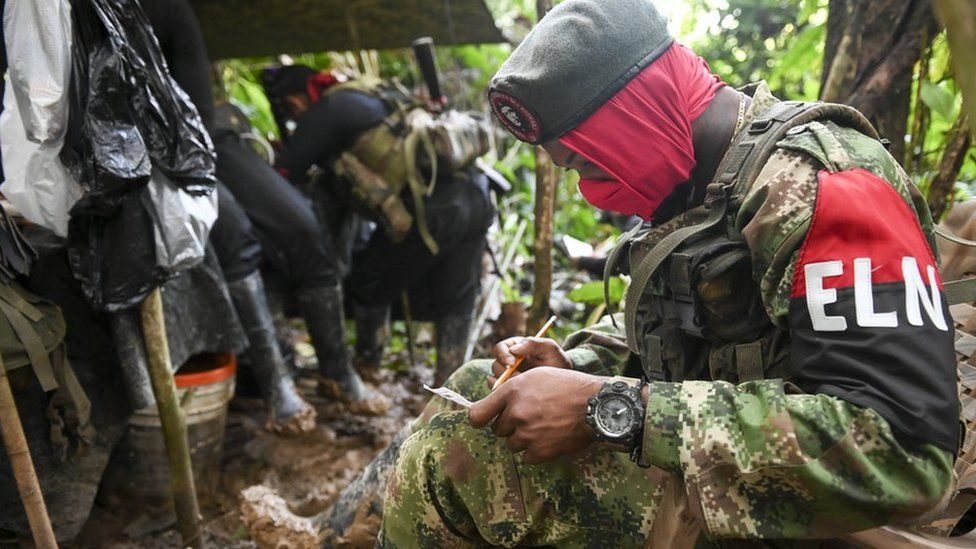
[637,146,956,539]
[562,314,631,377]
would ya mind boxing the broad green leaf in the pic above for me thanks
[568,277,625,305]
[921,80,957,121]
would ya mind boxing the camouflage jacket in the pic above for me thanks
[562,83,958,539]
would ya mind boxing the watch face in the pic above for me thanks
[595,394,636,437]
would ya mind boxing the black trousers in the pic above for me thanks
[209,132,340,288]
[347,169,493,321]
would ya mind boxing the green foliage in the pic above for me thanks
[222,59,279,140]
[568,277,625,306]
[215,0,976,339]
[920,80,958,122]
[677,0,828,100]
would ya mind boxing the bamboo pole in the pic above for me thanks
[0,361,58,548]
[140,288,205,549]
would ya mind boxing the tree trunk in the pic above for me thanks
[528,149,556,334]
[527,0,556,334]
[934,0,976,139]
[822,0,940,162]
[820,2,864,102]
[906,35,931,171]
[927,115,971,221]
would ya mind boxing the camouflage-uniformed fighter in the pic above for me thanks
[379,0,960,546]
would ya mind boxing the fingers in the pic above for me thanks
[468,384,510,428]
[492,338,523,367]
[491,410,516,438]
[505,434,528,453]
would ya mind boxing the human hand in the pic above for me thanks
[490,337,572,380]
[469,367,605,464]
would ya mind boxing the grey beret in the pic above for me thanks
[488,0,673,143]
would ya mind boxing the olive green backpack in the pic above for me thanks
[327,78,491,254]
[0,210,93,459]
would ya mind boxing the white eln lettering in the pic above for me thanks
[805,261,847,332]
[854,258,898,327]
[903,257,948,331]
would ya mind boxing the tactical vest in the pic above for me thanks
[605,101,882,383]
[605,100,976,536]
[325,78,491,254]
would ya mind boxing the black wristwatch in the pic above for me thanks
[585,380,645,455]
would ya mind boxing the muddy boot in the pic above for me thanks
[434,313,473,386]
[353,303,390,380]
[297,285,376,402]
[318,424,412,543]
[229,273,316,436]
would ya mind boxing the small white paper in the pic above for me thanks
[562,235,594,258]
[423,384,474,408]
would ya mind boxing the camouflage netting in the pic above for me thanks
[190,0,505,59]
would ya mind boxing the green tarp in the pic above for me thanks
[190,0,506,59]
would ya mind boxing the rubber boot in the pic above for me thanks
[228,272,316,436]
[434,313,473,386]
[296,284,376,402]
[353,303,390,380]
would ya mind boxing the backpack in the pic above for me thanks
[0,207,93,459]
[327,78,492,254]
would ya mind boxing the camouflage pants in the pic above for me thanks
[379,360,686,548]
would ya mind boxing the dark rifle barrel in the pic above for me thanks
[412,37,445,105]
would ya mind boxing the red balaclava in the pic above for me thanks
[560,43,725,220]
[306,72,341,103]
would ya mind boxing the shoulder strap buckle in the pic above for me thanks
[748,118,774,134]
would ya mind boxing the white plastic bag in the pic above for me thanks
[142,169,218,272]
[4,0,72,143]
[0,83,84,237]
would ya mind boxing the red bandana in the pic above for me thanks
[560,43,725,220]
[306,72,340,103]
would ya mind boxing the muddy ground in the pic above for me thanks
[64,327,440,549]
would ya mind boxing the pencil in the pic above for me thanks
[491,315,557,390]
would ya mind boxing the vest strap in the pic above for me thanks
[734,341,764,382]
[641,333,664,379]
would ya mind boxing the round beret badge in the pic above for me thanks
[489,90,542,143]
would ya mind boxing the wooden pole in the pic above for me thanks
[140,288,206,549]
[0,362,58,548]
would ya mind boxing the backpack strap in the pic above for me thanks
[616,100,881,352]
[937,224,976,305]
[603,221,643,329]
[936,224,976,248]
[945,277,976,306]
